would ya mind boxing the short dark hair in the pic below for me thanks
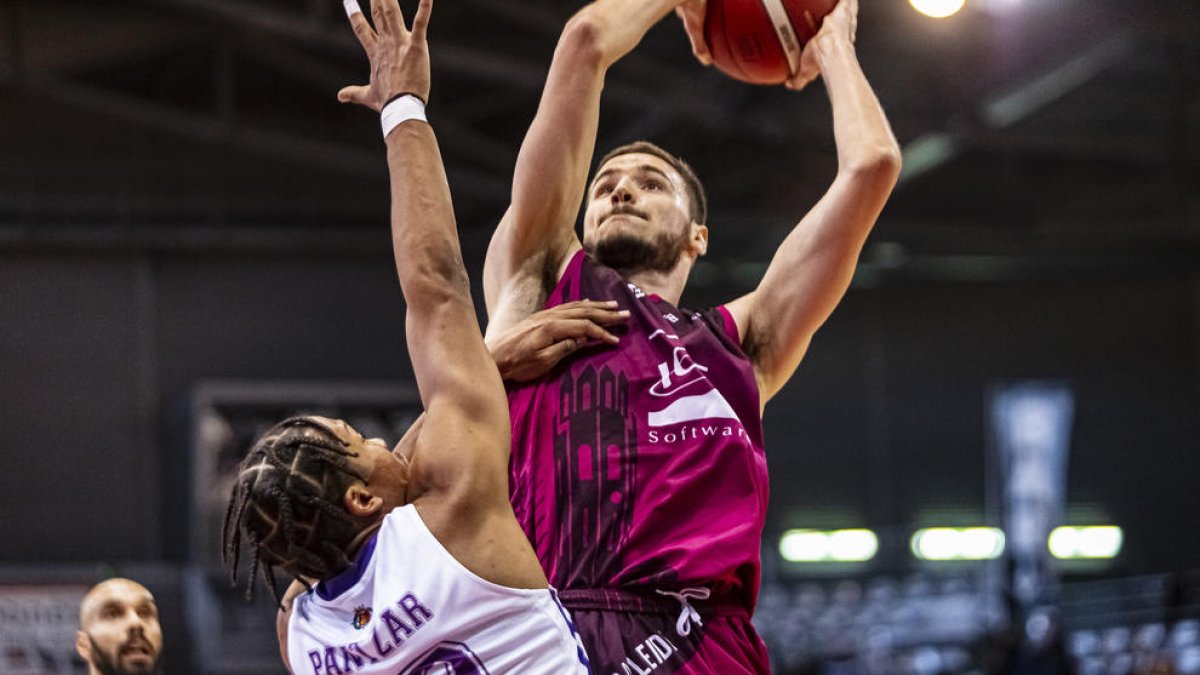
[596,141,708,226]
[222,417,367,601]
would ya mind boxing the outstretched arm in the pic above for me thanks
[340,0,509,492]
[725,0,902,405]
[482,0,689,333]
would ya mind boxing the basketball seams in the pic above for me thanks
[758,0,803,76]
[704,0,835,85]
[704,0,742,82]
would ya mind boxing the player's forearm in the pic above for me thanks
[487,0,685,288]
[387,121,503,414]
[573,0,686,68]
[489,25,607,281]
[815,36,902,179]
[386,121,470,307]
[742,41,902,398]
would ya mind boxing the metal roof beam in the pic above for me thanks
[898,33,1134,187]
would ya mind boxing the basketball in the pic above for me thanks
[704,0,838,85]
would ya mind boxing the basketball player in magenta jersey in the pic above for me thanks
[482,0,900,672]
[223,2,595,673]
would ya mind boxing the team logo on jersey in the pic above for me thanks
[351,605,372,630]
[645,332,740,428]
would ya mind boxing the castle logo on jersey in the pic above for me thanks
[552,363,638,587]
[351,606,372,630]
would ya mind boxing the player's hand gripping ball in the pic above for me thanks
[704,0,838,85]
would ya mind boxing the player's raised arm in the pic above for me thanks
[482,0,690,329]
[724,0,902,404]
[339,0,509,484]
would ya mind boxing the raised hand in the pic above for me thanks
[675,0,713,66]
[338,0,433,110]
[786,0,858,91]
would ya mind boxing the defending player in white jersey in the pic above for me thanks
[222,1,591,672]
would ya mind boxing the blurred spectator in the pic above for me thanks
[76,578,163,675]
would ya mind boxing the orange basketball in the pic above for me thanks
[704,0,838,85]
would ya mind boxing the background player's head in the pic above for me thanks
[583,141,709,276]
[76,578,163,675]
[223,416,410,599]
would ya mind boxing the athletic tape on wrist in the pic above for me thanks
[380,94,428,138]
[343,0,363,17]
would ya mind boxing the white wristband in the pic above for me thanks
[380,94,428,139]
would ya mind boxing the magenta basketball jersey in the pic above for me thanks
[507,251,768,610]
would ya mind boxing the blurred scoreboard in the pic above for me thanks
[0,585,88,675]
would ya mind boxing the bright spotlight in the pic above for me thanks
[781,530,831,562]
[909,0,967,18]
[1049,526,1123,559]
[912,527,1005,561]
[912,528,959,561]
[781,529,878,563]
[829,529,879,562]
[961,527,1007,560]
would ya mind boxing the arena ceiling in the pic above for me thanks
[1,0,1196,289]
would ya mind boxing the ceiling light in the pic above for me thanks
[910,0,967,19]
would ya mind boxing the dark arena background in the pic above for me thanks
[1,0,1197,673]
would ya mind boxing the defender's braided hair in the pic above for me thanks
[222,416,369,601]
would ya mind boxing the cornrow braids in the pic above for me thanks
[222,416,369,602]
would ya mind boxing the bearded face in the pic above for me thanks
[76,580,164,675]
[583,152,701,276]
[587,212,692,274]
[87,635,162,675]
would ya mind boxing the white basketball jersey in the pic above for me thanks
[287,505,591,675]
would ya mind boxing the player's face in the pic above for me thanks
[77,580,163,675]
[583,153,698,273]
[309,416,410,510]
